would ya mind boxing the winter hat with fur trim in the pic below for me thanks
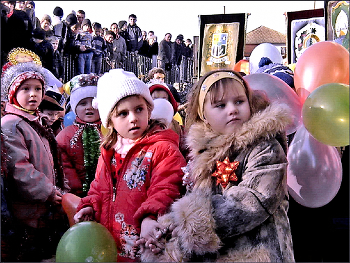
[69,73,99,115]
[96,69,154,127]
[149,83,178,114]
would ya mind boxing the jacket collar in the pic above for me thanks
[186,102,292,158]
[4,103,40,122]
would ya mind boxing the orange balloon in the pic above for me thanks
[294,41,349,103]
[234,59,250,75]
[62,193,81,227]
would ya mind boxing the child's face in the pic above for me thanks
[203,81,251,135]
[42,109,61,126]
[105,34,114,43]
[41,20,51,31]
[51,40,59,51]
[111,96,149,140]
[82,24,90,32]
[151,90,169,101]
[94,28,102,36]
[152,73,165,83]
[76,97,100,123]
[16,79,43,111]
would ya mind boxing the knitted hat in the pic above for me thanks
[118,20,127,29]
[53,6,63,17]
[65,13,77,26]
[82,18,91,28]
[96,69,154,127]
[39,90,64,111]
[149,84,178,114]
[1,62,47,105]
[151,98,173,127]
[32,28,45,40]
[69,73,99,115]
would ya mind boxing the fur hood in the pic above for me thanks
[186,102,292,190]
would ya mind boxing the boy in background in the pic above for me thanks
[74,18,93,74]
[91,22,106,76]
[49,35,64,82]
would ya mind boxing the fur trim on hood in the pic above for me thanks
[185,102,291,190]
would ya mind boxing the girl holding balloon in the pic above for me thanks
[140,69,295,262]
[73,69,186,262]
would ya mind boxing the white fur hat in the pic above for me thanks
[151,98,173,127]
[96,69,154,127]
[69,73,99,115]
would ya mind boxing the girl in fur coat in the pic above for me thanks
[140,69,295,262]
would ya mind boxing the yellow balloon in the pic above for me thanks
[302,83,349,147]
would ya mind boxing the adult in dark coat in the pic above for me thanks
[1,1,33,62]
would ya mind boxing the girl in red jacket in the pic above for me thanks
[74,69,186,262]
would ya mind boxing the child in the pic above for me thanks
[39,89,65,136]
[140,69,295,262]
[73,69,186,262]
[49,35,64,82]
[1,62,70,262]
[91,22,107,75]
[56,73,102,197]
[149,83,186,157]
[74,18,93,74]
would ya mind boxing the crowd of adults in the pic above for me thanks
[1,1,194,81]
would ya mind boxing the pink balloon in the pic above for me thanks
[244,73,302,135]
[287,125,342,208]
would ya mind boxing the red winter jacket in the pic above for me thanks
[56,117,102,197]
[77,128,186,261]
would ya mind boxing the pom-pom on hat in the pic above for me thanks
[151,98,174,127]
[69,73,99,115]
[149,84,178,114]
[53,6,63,17]
[96,69,154,127]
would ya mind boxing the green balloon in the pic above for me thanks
[302,83,349,147]
[56,221,117,262]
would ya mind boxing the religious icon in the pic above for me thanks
[200,23,239,76]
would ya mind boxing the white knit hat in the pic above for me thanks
[69,73,99,115]
[96,69,154,127]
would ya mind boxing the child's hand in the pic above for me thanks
[52,189,63,205]
[73,206,94,223]
[80,45,87,52]
[137,217,167,254]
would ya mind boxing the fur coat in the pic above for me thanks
[141,102,295,262]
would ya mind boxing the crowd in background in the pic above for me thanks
[1,1,194,81]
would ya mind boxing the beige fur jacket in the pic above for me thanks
[141,102,295,262]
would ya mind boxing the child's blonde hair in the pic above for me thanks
[101,95,164,150]
[185,69,256,130]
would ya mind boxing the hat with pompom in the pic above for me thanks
[150,98,173,127]
[149,83,178,114]
[69,73,99,115]
[96,69,154,127]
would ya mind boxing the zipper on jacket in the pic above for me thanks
[112,186,116,202]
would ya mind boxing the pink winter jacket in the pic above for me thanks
[2,104,69,228]
[77,127,186,261]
